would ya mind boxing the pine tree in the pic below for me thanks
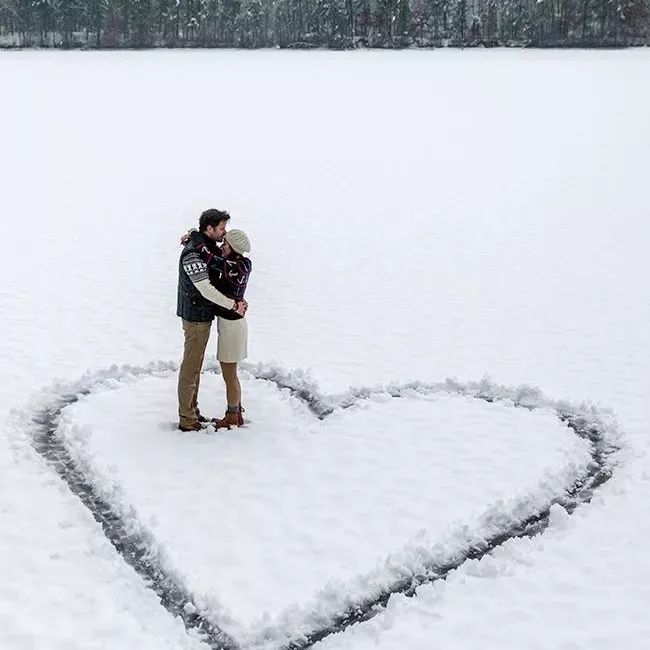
[130,0,152,45]
[57,0,84,46]
[82,0,108,46]
[452,0,467,40]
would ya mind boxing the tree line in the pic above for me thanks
[0,0,648,48]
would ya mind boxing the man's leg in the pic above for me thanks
[178,319,211,429]
[191,370,204,421]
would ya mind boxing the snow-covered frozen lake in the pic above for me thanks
[1,49,649,649]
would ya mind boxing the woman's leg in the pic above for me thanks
[220,362,241,422]
[215,317,247,427]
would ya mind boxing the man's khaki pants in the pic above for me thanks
[178,319,212,428]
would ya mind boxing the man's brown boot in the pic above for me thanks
[178,421,203,432]
[237,405,245,426]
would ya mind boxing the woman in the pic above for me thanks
[188,227,252,429]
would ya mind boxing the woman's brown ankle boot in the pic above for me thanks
[224,407,240,427]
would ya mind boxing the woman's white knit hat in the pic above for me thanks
[225,229,251,255]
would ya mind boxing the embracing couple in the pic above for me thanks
[176,208,252,432]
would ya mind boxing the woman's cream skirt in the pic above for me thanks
[216,316,248,363]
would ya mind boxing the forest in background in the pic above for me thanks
[1,0,648,48]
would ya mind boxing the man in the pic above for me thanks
[177,209,246,432]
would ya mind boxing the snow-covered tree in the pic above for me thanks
[0,0,648,47]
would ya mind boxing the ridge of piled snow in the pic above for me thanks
[18,361,620,648]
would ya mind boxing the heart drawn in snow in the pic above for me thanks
[28,361,616,650]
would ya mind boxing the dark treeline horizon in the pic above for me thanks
[0,0,648,49]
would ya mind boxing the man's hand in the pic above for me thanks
[235,301,247,317]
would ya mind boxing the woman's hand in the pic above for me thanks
[180,228,198,245]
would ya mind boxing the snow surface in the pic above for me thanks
[1,48,650,649]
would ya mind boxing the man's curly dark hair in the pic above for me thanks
[199,208,230,232]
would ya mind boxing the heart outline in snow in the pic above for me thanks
[24,360,620,650]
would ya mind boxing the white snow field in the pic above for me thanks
[1,49,650,650]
